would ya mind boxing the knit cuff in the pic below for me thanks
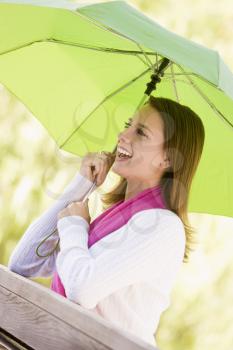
[58,173,96,204]
[57,216,89,250]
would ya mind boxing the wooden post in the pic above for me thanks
[0,265,158,350]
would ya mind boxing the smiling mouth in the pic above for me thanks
[116,147,133,158]
[116,152,133,160]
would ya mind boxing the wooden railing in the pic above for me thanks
[0,265,158,350]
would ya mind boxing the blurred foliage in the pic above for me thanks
[0,1,233,350]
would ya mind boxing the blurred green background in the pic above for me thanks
[0,1,233,349]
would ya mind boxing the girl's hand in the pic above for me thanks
[79,150,116,186]
[57,199,91,224]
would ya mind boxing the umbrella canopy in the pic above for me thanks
[0,0,233,217]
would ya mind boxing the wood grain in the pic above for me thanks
[0,265,157,350]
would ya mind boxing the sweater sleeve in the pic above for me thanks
[8,173,97,278]
[56,208,186,309]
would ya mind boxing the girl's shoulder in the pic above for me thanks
[130,208,183,227]
[128,208,185,242]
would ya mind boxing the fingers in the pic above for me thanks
[91,159,102,183]
[81,151,115,186]
[93,157,106,186]
[86,165,94,182]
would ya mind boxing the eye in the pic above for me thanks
[124,122,147,137]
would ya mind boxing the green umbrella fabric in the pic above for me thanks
[0,0,233,217]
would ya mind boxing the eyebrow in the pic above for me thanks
[128,117,153,135]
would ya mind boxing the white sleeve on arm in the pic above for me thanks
[56,208,186,309]
[8,173,96,278]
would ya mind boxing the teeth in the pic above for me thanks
[117,147,132,157]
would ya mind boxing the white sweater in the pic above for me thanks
[8,172,186,348]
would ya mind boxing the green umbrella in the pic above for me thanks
[0,0,233,218]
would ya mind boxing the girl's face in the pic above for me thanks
[112,104,168,183]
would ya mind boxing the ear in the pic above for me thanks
[161,158,170,170]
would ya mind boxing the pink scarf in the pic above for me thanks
[51,183,166,296]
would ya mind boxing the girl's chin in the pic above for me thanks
[112,163,128,176]
[113,156,132,164]
[112,156,134,171]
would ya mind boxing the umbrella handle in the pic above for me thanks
[35,227,60,258]
[35,147,117,258]
[35,178,98,258]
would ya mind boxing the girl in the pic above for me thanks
[8,96,205,348]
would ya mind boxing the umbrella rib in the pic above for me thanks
[74,9,144,52]
[163,77,193,85]
[164,70,220,96]
[0,41,38,56]
[177,64,233,131]
[164,72,195,76]
[136,43,154,68]
[59,67,151,149]
[164,71,219,90]
[46,38,157,56]
[135,43,169,81]
[0,39,157,57]
[170,63,180,103]
[135,54,151,68]
[74,9,170,70]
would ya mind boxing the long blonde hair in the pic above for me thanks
[101,96,205,263]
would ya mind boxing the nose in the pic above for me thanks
[118,132,130,145]
[117,126,132,144]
